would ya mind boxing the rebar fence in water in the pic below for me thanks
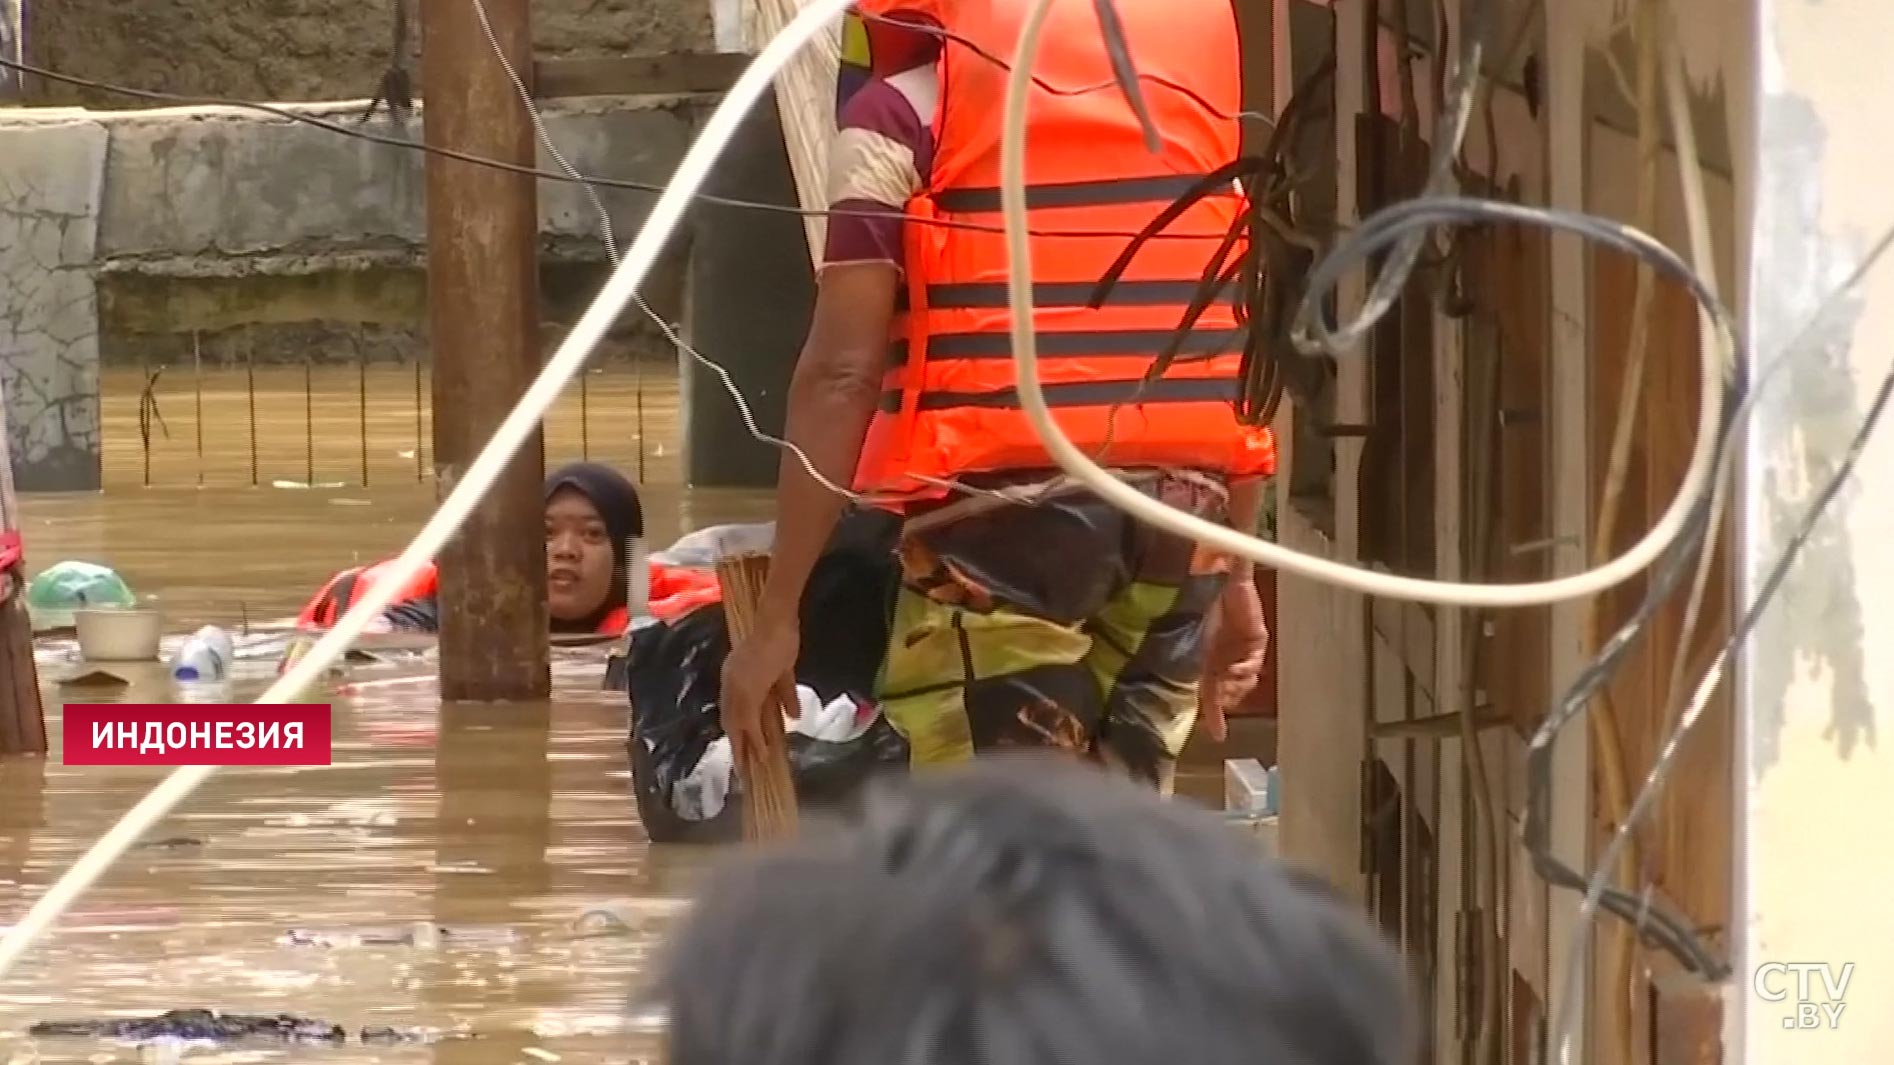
[107,346,678,490]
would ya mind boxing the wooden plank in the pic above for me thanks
[1371,597,1436,698]
[742,0,841,261]
[1541,1,1596,1056]
[1588,159,1734,1062]
[1650,972,1725,1065]
[531,52,750,99]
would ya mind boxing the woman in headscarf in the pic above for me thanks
[541,461,644,633]
[295,462,719,635]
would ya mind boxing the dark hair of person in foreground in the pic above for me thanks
[656,756,1418,1065]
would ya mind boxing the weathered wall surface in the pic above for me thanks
[23,0,714,106]
[84,96,698,368]
[0,117,106,492]
[1,0,21,98]
[0,96,709,491]
[91,98,695,265]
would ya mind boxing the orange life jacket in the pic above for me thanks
[850,0,1276,501]
[649,566,724,622]
[296,560,440,630]
[296,560,718,634]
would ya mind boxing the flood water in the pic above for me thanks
[2,364,771,1064]
[2,363,1249,1063]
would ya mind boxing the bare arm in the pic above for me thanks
[1198,476,1271,740]
[754,263,899,629]
[1223,476,1266,581]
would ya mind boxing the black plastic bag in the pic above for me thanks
[626,512,909,844]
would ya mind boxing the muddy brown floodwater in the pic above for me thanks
[0,364,1251,1063]
[1,366,773,1064]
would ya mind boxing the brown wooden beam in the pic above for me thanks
[531,52,750,100]
[1369,708,1510,741]
[420,0,551,701]
[1650,972,1726,1065]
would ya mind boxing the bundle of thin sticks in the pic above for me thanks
[715,551,801,842]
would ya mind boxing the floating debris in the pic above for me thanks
[28,1010,345,1045]
[567,909,633,939]
[28,1011,466,1047]
[135,836,205,851]
[280,922,519,949]
[360,1025,467,1045]
[51,668,133,690]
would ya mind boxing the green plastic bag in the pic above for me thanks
[24,561,137,631]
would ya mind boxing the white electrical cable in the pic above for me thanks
[474,0,882,505]
[0,0,859,985]
[996,0,1727,609]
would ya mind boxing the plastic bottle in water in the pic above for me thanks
[171,625,234,683]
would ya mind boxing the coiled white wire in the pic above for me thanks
[0,0,860,984]
[997,0,1726,608]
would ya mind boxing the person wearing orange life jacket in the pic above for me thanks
[720,0,1273,794]
[296,462,722,635]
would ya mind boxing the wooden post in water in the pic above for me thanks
[0,379,47,756]
[419,0,549,700]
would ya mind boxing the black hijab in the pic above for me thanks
[544,462,644,632]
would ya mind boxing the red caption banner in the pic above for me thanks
[62,705,334,766]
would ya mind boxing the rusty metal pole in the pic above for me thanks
[420,0,549,701]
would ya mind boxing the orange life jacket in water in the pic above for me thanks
[296,560,720,633]
[649,566,723,622]
[296,560,440,630]
[849,0,1276,502]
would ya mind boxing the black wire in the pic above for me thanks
[23,15,1856,984]
[1522,219,1894,984]
[1309,195,1743,978]
[0,55,1226,243]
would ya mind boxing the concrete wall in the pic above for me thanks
[0,95,709,492]
[22,0,714,106]
[87,98,695,270]
[0,117,106,492]
[1,0,20,98]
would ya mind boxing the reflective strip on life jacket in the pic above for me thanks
[850,0,1276,501]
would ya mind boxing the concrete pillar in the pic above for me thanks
[682,94,815,489]
[0,116,106,492]
[0,0,22,100]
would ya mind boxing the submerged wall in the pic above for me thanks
[0,96,708,492]
[21,0,714,106]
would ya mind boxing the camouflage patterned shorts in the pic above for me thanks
[874,470,1233,791]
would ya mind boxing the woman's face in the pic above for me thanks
[545,487,616,622]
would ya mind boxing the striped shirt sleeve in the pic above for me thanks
[822,76,931,272]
